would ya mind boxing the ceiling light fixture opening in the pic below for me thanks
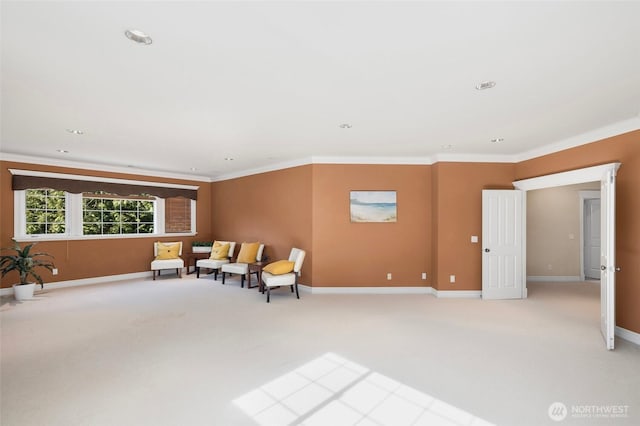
[339,123,352,129]
[490,138,504,143]
[441,144,453,150]
[66,128,84,135]
[224,157,234,161]
[57,149,69,154]
[125,29,152,45]
[475,81,496,90]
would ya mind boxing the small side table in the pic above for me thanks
[248,261,267,290]
[186,252,210,275]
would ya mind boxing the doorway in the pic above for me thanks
[511,162,621,350]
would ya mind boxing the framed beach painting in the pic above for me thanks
[350,191,397,223]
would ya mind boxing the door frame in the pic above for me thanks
[579,191,601,281]
[512,162,621,297]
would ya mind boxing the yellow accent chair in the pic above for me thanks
[221,242,265,288]
[195,241,237,280]
[261,248,306,303]
[151,241,184,280]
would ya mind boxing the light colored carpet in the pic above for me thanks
[1,277,638,426]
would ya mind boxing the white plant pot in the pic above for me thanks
[13,283,36,301]
[192,246,212,253]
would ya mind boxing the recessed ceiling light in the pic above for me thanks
[66,128,83,135]
[190,167,198,171]
[490,138,504,143]
[57,149,69,154]
[125,29,152,45]
[441,144,453,150]
[339,123,352,129]
[475,81,496,90]
[224,157,234,161]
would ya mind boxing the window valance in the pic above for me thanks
[10,170,198,200]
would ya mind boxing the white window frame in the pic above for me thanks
[14,192,197,242]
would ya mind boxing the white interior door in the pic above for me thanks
[482,190,525,299]
[584,198,601,280]
[600,169,617,350]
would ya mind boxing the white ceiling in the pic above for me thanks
[2,1,639,181]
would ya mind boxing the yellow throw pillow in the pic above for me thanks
[263,260,295,275]
[236,242,260,263]
[155,242,180,260]
[210,241,230,260]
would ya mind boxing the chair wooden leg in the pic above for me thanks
[267,287,270,303]
[295,276,300,299]
[177,268,182,278]
[196,267,200,278]
[153,270,156,280]
[241,274,245,288]
[222,272,226,284]
[214,269,218,280]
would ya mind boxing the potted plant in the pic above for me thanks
[0,239,55,301]
[191,241,214,253]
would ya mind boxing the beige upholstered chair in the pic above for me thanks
[195,241,237,280]
[261,248,306,303]
[221,243,265,288]
[151,241,184,280]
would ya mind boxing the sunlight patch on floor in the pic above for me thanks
[233,352,494,426]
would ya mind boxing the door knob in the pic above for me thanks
[601,265,606,270]
[484,248,490,253]
[615,267,622,272]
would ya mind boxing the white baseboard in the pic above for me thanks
[527,275,581,282]
[0,271,153,297]
[298,285,481,298]
[616,326,640,346]
[433,290,482,298]
[298,285,432,295]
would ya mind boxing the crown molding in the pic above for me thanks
[432,153,517,163]
[513,116,640,163]
[0,153,213,183]
[210,157,314,182]
[311,156,435,165]
[3,118,638,183]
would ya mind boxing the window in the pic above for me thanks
[25,189,67,235]
[82,193,155,235]
[12,169,198,240]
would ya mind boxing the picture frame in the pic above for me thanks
[350,191,397,223]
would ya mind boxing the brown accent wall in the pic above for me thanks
[0,161,212,287]
[311,164,431,287]
[431,162,516,290]
[516,130,640,334]
[210,165,313,284]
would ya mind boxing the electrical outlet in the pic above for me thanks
[52,268,58,275]
[449,275,455,283]
[387,273,392,280]
[421,272,427,280]
[471,236,479,243]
